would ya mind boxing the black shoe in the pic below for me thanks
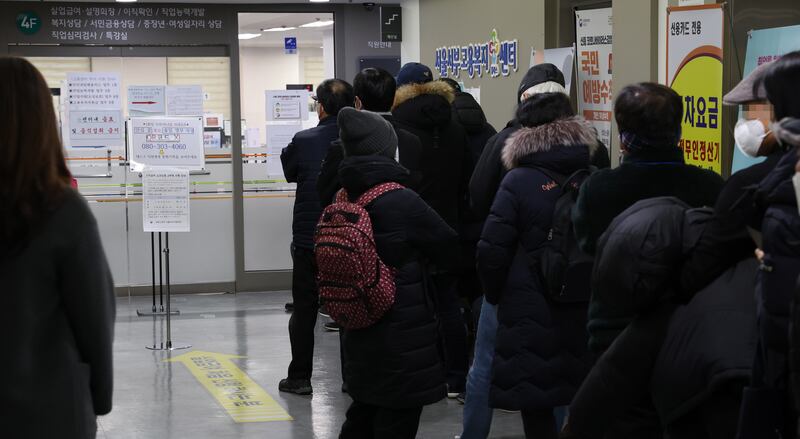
[323,321,341,332]
[284,302,294,313]
[447,382,465,399]
[456,392,466,404]
[279,378,312,395]
[318,304,330,318]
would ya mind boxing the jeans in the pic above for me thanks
[287,246,319,380]
[461,297,497,439]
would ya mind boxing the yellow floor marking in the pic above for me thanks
[168,351,293,423]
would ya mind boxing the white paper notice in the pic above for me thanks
[464,88,481,104]
[67,72,121,110]
[166,85,204,116]
[128,85,166,116]
[266,90,310,121]
[266,123,303,177]
[129,117,205,171]
[246,128,260,148]
[142,168,190,233]
[65,72,124,148]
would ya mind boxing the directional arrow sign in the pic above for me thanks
[168,350,292,423]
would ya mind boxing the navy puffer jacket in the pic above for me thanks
[280,117,339,249]
[754,118,800,352]
[477,116,595,410]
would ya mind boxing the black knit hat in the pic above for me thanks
[338,108,398,158]
[517,63,566,102]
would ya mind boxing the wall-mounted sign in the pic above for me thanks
[380,6,402,42]
[284,37,297,55]
[129,117,205,171]
[434,29,519,79]
[5,4,231,45]
[575,7,613,148]
[667,4,724,174]
[531,46,576,93]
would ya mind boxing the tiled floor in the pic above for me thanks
[100,291,526,438]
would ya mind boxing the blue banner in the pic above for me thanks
[732,24,800,173]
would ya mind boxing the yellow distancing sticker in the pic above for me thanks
[168,351,293,423]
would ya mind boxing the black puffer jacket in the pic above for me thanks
[338,155,457,409]
[451,91,496,167]
[477,117,595,410]
[392,81,469,229]
[754,118,800,352]
[280,117,339,249]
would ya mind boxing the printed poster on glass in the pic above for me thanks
[575,7,613,149]
[666,4,724,174]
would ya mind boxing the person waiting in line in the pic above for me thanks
[569,83,724,438]
[391,62,470,398]
[440,77,497,334]
[469,63,610,221]
[0,56,116,439]
[317,67,424,208]
[333,108,457,439]
[737,51,800,439]
[279,79,354,395]
[562,195,758,439]
[571,83,723,259]
[471,93,596,439]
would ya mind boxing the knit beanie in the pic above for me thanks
[517,63,566,102]
[338,107,398,158]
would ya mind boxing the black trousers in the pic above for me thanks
[339,401,423,439]
[287,246,319,380]
[521,409,558,439]
[433,273,468,390]
[667,381,745,439]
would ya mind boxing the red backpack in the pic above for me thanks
[314,182,404,330]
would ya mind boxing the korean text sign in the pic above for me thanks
[434,29,519,79]
[575,8,613,148]
[65,72,124,148]
[667,4,724,174]
[142,168,190,233]
[129,117,205,172]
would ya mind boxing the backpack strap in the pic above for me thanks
[334,188,350,204]
[355,182,405,207]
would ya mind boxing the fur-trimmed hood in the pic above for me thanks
[502,116,597,169]
[393,80,455,110]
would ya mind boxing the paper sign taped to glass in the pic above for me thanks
[128,117,206,172]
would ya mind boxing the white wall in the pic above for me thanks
[401,0,421,64]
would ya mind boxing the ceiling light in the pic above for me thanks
[262,26,298,32]
[310,0,331,3]
[116,0,138,2]
[238,33,262,40]
[300,19,334,28]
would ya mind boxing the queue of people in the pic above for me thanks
[2,48,800,439]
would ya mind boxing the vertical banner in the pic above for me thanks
[575,8,613,148]
[731,24,800,173]
[667,4,724,174]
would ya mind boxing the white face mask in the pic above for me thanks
[734,119,768,158]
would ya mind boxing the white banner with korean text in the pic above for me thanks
[575,8,613,148]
